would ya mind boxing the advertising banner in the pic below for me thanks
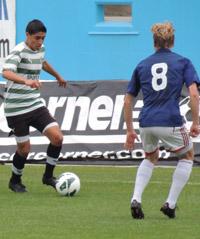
[0,0,16,73]
[0,80,199,163]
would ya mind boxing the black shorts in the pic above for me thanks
[6,106,57,138]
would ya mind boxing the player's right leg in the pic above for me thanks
[9,141,30,193]
[159,126,193,218]
[6,114,30,193]
[161,148,193,218]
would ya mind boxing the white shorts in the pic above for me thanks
[140,126,193,156]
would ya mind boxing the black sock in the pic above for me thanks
[10,151,26,183]
[44,164,55,178]
[13,151,27,169]
[10,172,21,184]
[44,144,62,178]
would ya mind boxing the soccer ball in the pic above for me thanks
[56,172,80,196]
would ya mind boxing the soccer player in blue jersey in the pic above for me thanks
[124,22,200,219]
[2,19,66,193]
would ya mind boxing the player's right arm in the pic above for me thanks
[124,93,139,150]
[2,70,41,89]
[188,83,200,137]
[2,47,41,89]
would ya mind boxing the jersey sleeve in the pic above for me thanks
[183,59,200,87]
[127,67,141,97]
[40,45,46,63]
[2,50,21,72]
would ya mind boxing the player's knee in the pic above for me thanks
[17,144,30,157]
[182,148,194,160]
[51,133,63,146]
[146,150,159,164]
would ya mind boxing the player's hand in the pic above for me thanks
[124,130,139,150]
[25,79,42,89]
[57,77,67,88]
[189,123,200,137]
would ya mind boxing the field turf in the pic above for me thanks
[0,164,200,239]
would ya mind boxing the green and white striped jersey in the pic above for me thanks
[3,41,45,117]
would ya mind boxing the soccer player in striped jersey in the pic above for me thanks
[124,22,200,219]
[2,19,66,193]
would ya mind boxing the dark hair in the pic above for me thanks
[26,19,47,35]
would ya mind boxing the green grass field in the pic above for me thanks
[0,164,200,239]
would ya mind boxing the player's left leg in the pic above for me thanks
[131,152,158,203]
[42,125,63,188]
[30,106,63,189]
[131,150,159,219]
[130,127,159,219]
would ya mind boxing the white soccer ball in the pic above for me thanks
[56,172,80,196]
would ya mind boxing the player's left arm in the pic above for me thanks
[42,60,67,88]
[124,93,139,150]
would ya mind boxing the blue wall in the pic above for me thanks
[6,0,200,80]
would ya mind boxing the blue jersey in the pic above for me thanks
[127,48,200,127]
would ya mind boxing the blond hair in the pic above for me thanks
[151,22,175,48]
